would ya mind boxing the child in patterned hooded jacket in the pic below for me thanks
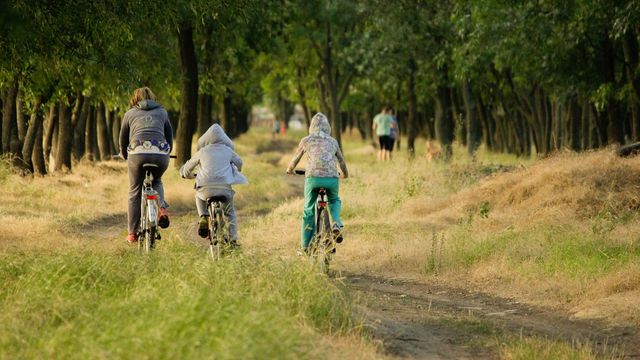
[286,112,349,253]
[179,124,248,243]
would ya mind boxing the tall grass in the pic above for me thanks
[0,241,359,359]
[499,336,621,360]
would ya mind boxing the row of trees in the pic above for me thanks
[0,0,271,174]
[2,0,640,175]
[262,0,640,159]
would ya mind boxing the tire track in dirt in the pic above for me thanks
[343,273,640,359]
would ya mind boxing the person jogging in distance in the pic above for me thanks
[372,106,395,161]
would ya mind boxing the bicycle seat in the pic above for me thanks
[207,196,227,204]
[142,163,159,170]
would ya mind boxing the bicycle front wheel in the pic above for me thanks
[315,207,332,273]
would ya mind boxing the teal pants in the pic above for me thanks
[301,177,342,248]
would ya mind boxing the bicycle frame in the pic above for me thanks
[139,167,160,253]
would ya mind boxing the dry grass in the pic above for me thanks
[0,133,384,359]
[3,127,640,356]
[314,141,640,325]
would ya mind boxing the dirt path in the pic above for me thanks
[254,138,640,358]
[91,140,640,359]
[342,273,640,359]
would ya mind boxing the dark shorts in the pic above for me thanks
[389,137,396,151]
[378,135,393,151]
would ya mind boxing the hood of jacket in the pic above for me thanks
[135,100,161,110]
[309,112,331,136]
[197,123,234,150]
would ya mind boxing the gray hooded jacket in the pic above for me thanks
[179,124,248,187]
[287,112,348,178]
[119,100,173,159]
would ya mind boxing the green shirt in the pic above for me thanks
[374,113,392,136]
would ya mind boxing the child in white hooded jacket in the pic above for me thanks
[179,124,248,242]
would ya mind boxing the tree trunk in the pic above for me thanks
[16,88,26,143]
[463,79,480,156]
[329,83,341,146]
[85,106,97,161]
[73,96,90,160]
[580,99,589,150]
[20,96,44,171]
[2,77,18,154]
[197,93,213,137]
[296,66,311,127]
[176,22,199,167]
[407,58,418,155]
[96,102,111,160]
[601,37,624,144]
[54,99,72,172]
[623,31,640,142]
[435,82,454,161]
[106,109,118,153]
[569,97,581,151]
[450,87,465,146]
[43,103,57,164]
[112,111,121,154]
[32,121,46,175]
[221,87,233,138]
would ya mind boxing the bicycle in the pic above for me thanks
[138,163,161,253]
[293,169,337,273]
[204,195,236,261]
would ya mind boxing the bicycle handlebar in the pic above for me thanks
[112,154,177,160]
[290,169,345,178]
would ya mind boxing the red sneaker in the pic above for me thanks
[126,233,138,244]
[158,208,170,229]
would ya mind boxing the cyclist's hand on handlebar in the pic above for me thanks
[286,168,294,175]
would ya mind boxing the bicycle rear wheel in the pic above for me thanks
[315,207,332,273]
[145,226,156,253]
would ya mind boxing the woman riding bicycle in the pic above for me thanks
[119,87,173,244]
[286,112,349,254]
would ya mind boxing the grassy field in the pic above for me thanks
[1,127,638,358]
[0,133,380,359]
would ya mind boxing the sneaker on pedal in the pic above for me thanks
[229,240,241,250]
[332,223,344,243]
[158,208,170,229]
[198,216,209,238]
[126,233,138,244]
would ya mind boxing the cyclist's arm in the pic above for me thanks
[180,153,200,179]
[336,146,349,179]
[164,112,173,151]
[286,139,306,174]
[231,151,243,171]
[119,115,130,160]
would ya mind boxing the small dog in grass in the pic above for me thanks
[425,140,440,162]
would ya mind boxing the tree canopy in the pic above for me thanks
[2,0,640,174]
